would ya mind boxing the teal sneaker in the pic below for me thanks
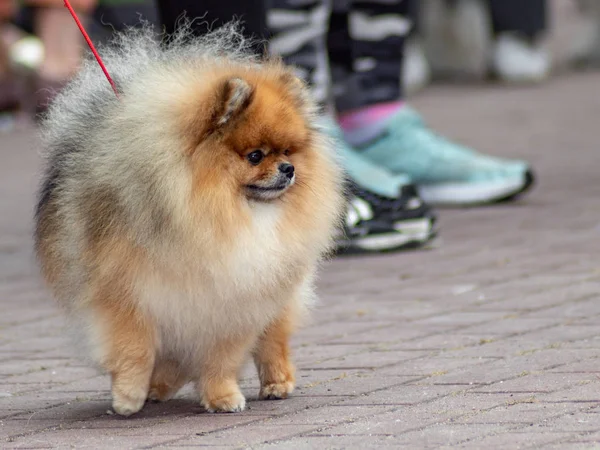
[316,117,437,253]
[317,117,412,198]
[350,107,535,206]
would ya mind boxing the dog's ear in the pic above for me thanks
[180,77,255,153]
[212,78,254,129]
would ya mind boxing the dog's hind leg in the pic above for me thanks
[94,297,156,417]
[148,359,188,402]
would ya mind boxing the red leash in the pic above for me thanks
[64,0,119,98]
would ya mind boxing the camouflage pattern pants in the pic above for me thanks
[268,0,413,112]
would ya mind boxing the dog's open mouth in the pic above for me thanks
[246,178,294,201]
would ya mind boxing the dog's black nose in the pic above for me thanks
[279,163,295,179]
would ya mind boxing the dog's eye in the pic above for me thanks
[247,150,265,165]
[283,149,290,156]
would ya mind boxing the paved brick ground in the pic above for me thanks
[2,71,600,449]
[3,12,600,449]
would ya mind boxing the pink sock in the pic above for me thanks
[339,101,404,146]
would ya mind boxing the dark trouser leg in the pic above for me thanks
[406,0,420,37]
[329,0,410,113]
[268,0,333,106]
[488,0,547,41]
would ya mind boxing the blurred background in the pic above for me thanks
[0,0,598,130]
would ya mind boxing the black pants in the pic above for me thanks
[269,0,411,112]
[488,0,547,41]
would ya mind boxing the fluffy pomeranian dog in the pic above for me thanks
[34,25,345,416]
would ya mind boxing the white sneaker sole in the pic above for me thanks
[492,34,550,84]
[339,218,435,253]
[418,174,531,206]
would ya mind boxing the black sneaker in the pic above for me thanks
[335,182,438,254]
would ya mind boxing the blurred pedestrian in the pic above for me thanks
[0,0,19,118]
[408,0,549,93]
[570,0,600,67]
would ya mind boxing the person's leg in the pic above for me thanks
[268,0,437,253]
[570,0,600,67]
[0,0,17,113]
[329,0,428,98]
[34,7,93,82]
[420,0,491,81]
[335,0,535,206]
[28,0,98,80]
[329,0,408,114]
[331,0,409,142]
[268,0,412,199]
[488,0,550,82]
[24,0,98,115]
[489,0,546,40]
[403,0,430,95]
[268,0,332,107]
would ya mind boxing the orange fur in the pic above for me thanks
[36,42,345,416]
[253,306,297,400]
[95,292,156,416]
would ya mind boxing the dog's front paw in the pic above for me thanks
[112,392,146,416]
[259,380,294,400]
[203,390,246,413]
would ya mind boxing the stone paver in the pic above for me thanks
[3,11,600,450]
